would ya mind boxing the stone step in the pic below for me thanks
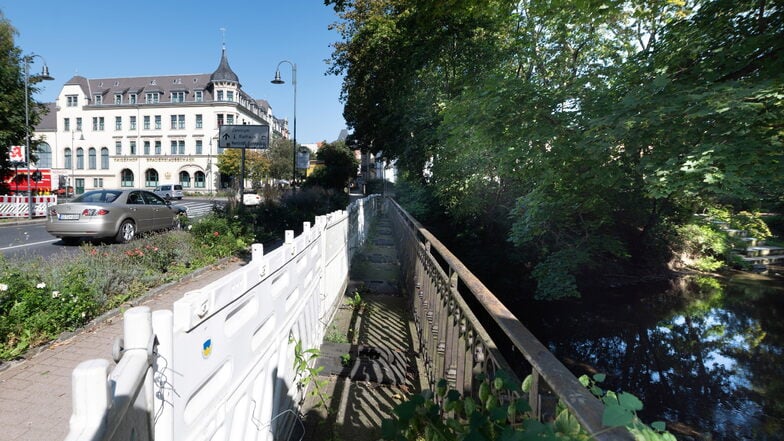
[744,246,784,257]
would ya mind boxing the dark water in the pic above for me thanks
[516,270,784,441]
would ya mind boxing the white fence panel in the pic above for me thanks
[64,196,381,441]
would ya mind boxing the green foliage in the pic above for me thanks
[324,323,349,344]
[326,0,784,298]
[340,353,352,367]
[348,290,366,311]
[383,371,676,441]
[304,140,359,191]
[215,148,270,189]
[189,213,254,258]
[292,339,330,410]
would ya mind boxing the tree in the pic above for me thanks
[304,140,359,190]
[267,137,295,181]
[216,148,270,188]
[0,13,49,188]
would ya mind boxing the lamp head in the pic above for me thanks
[39,64,54,81]
[271,70,285,85]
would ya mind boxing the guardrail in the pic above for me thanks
[387,198,632,440]
[63,195,380,441]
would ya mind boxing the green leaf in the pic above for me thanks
[522,375,533,393]
[651,421,666,432]
[394,399,419,421]
[602,403,634,427]
[618,392,644,412]
[593,373,606,383]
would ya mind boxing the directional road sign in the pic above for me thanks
[218,124,270,149]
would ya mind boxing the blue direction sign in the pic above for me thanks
[218,124,270,149]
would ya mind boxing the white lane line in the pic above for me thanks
[0,239,59,250]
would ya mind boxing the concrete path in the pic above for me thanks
[0,258,248,441]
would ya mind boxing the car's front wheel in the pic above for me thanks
[115,220,136,243]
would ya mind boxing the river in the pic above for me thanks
[514,269,784,440]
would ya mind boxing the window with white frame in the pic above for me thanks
[155,141,161,155]
[194,90,203,102]
[170,141,177,155]
[144,141,150,155]
[115,141,122,155]
[92,117,105,131]
[226,114,234,125]
[145,92,160,104]
[178,140,185,154]
[196,139,203,154]
[64,118,70,131]
[130,141,137,155]
[129,94,137,104]
[88,148,97,169]
[101,148,109,169]
[144,116,150,130]
[94,95,102,105]
[76,148,84,169]
[177,115,185,129]
[93,177,104,188]
[114,94,122,104]
[76,117,82,131]
[154,115,161,130]
[171,91,185,103]
[115,116,122,131]
[227,91,234,102]
[217,90,224,101]
[195,114,203,129]
[66,95,78,107]
[130,115,136,130]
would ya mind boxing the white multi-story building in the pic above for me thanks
[33,49,287,194]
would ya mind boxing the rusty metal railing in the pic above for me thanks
[387,197,632,440]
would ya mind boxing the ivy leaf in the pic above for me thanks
[651,421,667,432]
[592,373,606,383]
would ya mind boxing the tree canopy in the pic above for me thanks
[327,0,784,299]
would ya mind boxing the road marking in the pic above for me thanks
[0,239,59,250]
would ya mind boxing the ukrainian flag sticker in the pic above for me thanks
[202,339,212,358]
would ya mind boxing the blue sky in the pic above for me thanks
[0,0,348,144]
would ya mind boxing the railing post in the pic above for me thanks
[65,359,111,441]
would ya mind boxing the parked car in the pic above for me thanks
[46,189,184,244]
[153,184,184,200]
[242,190,262,206]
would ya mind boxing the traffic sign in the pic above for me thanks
[218,125,270,149]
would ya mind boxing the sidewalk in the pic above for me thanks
[0,257,248,441]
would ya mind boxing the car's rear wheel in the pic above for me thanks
[115,220,136,243]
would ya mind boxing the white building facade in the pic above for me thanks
[34,49,287,194]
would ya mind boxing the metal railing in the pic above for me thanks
[387,197,632,440]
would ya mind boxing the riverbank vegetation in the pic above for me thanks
[327,0,783,299]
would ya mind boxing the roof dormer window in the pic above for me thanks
[94,95,103,105]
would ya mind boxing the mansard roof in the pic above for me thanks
[209,48,240,86]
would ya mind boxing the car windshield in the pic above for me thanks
[72,190,123,204]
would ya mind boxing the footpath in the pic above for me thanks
[0,257,248,441]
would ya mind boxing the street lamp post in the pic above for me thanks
[271,60,297,186]
[23,54,54,218]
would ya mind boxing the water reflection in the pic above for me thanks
[521,272,784,441]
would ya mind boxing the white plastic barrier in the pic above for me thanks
[64,196,380,441]
[0,194,57,218]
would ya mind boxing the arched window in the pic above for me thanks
[145,169,159,188]
[36,143,52,168]
[120,168,133,187]
[179,171,191,188]
[120,169,134,187]
[194,171,206,188]
[65,148,72,169]
[100,148,109,169]
[88,148,97,169]
[76,148,84,169]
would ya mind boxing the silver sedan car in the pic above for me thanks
[46,189,184,244]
